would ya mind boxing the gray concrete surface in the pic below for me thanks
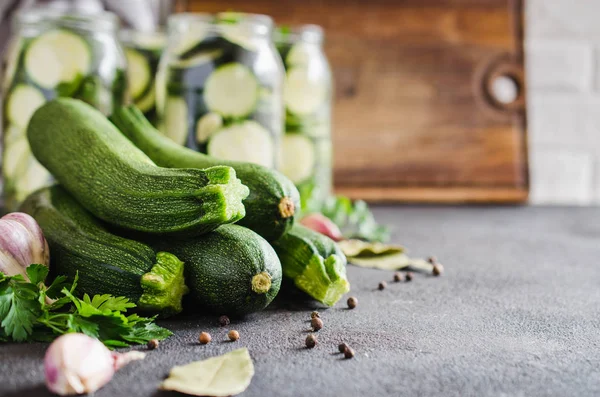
[2,206,600,397]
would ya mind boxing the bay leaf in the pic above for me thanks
[348,253,433,272]
[160,348,254,396]
[338,239,404,258]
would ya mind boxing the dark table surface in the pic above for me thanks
[2,206,600,397]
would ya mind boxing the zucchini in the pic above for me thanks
[20,185,188,316]
[207,121,274,168]
[24,29,91,89]
[204,63,259,118]
[27,98,249,235]
[196,112,223,143]
[271,224,350,306]
[5,84,46,129]
[164,96,189,145]
[284,67,327,116]
[280,134,316,184]
[151,224,282,315]
[110,105,299,242]
[125,48,151,100]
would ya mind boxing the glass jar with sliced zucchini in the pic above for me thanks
[157,12,284,169]
[1,8,127,211]
[120,29,166,125]
[274,25,333,209]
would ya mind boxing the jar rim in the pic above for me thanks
[15,7,118,32]
[168,12,274,37]
[120,28,167,50]
[273,24,324,45]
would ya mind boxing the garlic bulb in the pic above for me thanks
[300,213,343,242]
[45,333,146,395]
[0,212,49,279]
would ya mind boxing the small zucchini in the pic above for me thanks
[271,224,350,306]
[21,185,188,317]
[110,105,299,241]
[27,98,249,235]
[151,225,282,315]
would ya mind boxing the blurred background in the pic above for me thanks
[0,0,592,206]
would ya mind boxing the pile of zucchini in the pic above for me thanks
[2,26,126,210]
[21,98,350,318]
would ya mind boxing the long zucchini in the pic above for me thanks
[110,105,299,241]
[27,98,249,235]
[271,224,350,306]
[150,225,282,315]
[21,185,188,317]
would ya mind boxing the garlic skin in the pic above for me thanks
[44,333,146,395]
[0,212,49,279]
[300,213,343,242]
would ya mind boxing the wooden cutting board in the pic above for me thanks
[180,0,528,203]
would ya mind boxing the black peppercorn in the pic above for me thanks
[311,317,323,331]
[147,339,159,350]
[405,272,413,282]
[393,272,403,282]
[432,264,443,276]
[428,256,438,264]
[338,342,349,353]
[311,311,320,319]
[347,296,358,309]
[219,315,230,327]
[344,347,355,359]
[305,334,317,348]
[378,281,386,290]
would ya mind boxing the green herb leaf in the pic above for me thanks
[26,264,48,285]
[83,294,136,312]
[160,348,255,396]
[339,240,433,272]
[303,194,390,243]
[0,265,172,347]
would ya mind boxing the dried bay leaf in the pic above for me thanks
[160,348,254,396]
[339,240,433,272]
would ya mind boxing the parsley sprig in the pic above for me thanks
[0,264,172,347]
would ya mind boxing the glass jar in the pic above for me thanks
[120,29,166,125]
[274,25,333,209]
[157,12,283,169]
[1,8,127,211]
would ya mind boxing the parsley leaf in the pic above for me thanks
[83,294,136,312]
[0,266,172,346]
[26,264,49,285]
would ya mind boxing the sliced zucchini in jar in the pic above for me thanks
[172,24,208,56]
[3,124,23,146]
[3,136,29,181]
[155,64,166,117]
[24,29,91,89]
[204,63,259,118]
[280,134,316,184]
[6,85,46,129]
[172,48,223,69]
[16,156,51,202]
[135,86,156,113]
[195,112,223,143]
[286,42,313,67]
[217,12,258,51]
[125,48,151,100]
[163,96,189,145]
[2,38,22,94]
[284,67,327,116]
[207,120,274,168]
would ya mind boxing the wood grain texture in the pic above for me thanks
[183,0,528,203]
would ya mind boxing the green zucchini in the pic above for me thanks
[27,98,249,235]
[24,29,91,89]
[110,106,299,242]
[271,224,350,306]
[20,185,188,317]
[151,225,282,315]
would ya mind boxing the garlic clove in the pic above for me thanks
[300,213,344,242]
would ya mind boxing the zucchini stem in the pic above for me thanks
[251,271,272,294]
[138,252,189,317]
[278,197,295,219]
